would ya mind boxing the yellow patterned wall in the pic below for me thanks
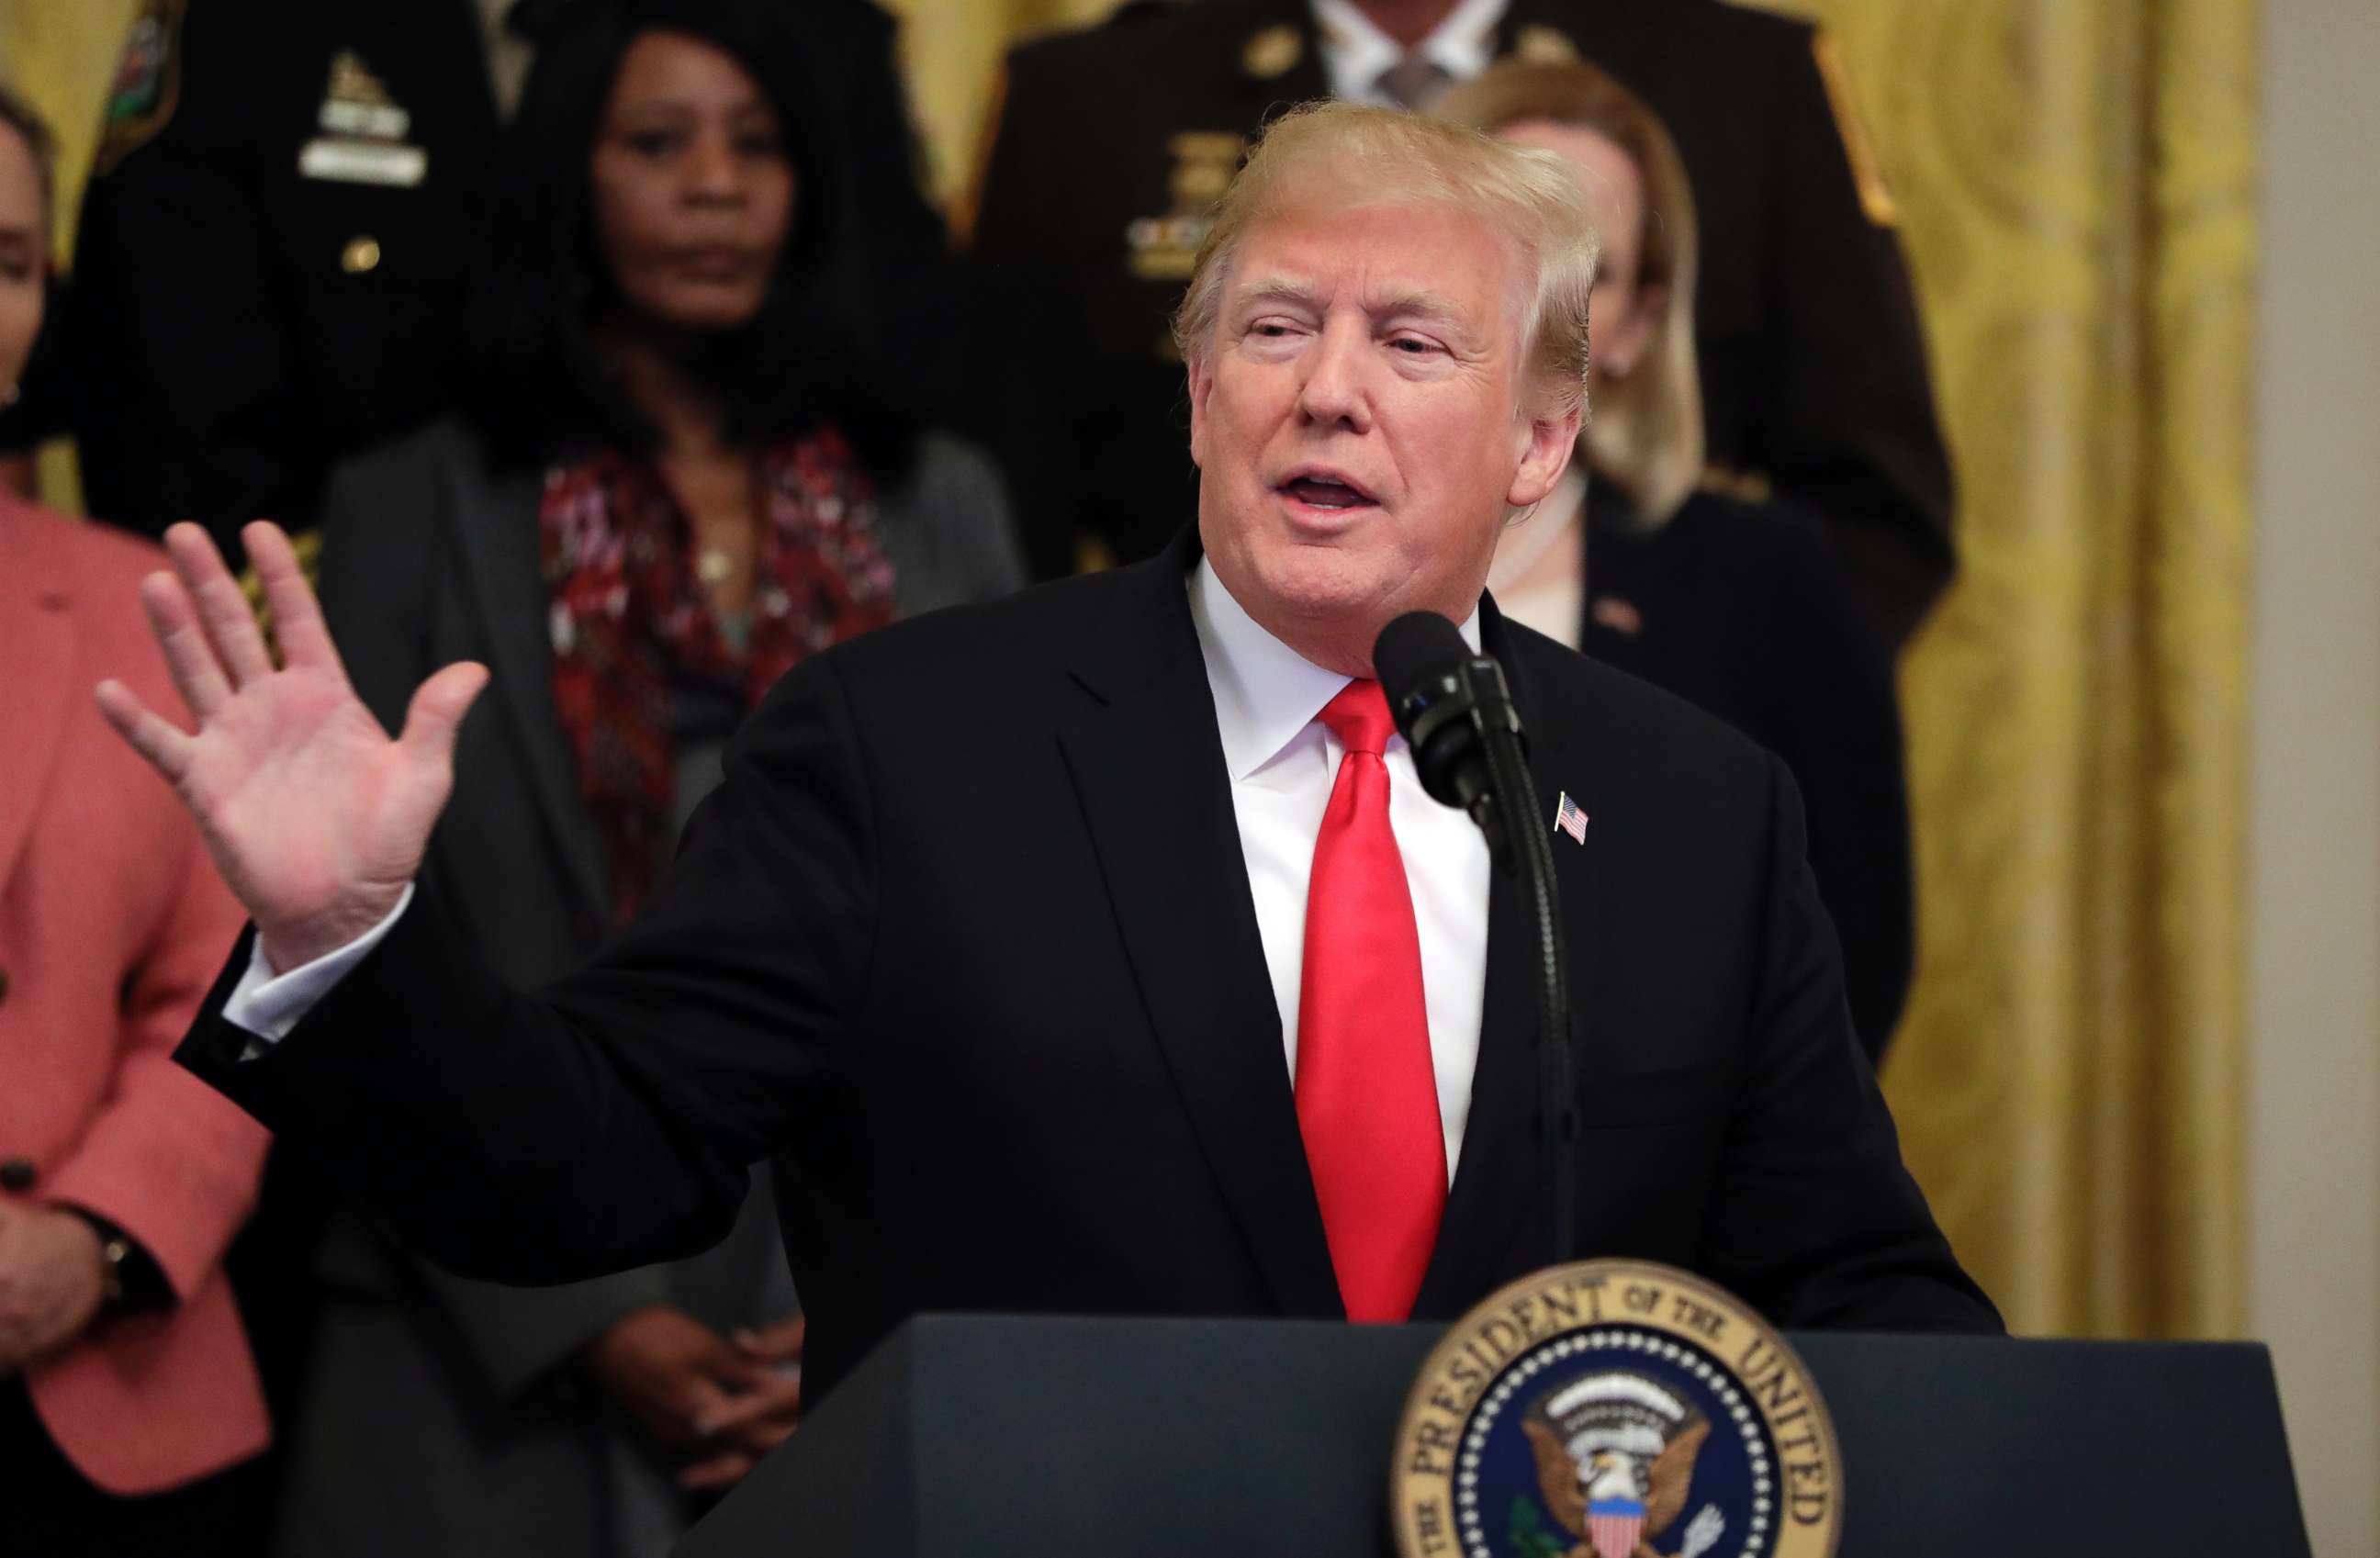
[1777,0,2253,1337]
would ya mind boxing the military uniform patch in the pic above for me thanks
[301,49,427,188]
[95,0,187,177]
[1124,130,1245,282]
[1241,23,1303,81]
[1393,1261,1841,1558]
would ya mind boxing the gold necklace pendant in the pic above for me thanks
[696,545,735,586]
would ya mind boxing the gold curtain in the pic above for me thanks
[1789,0,2254,1338]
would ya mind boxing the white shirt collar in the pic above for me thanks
[1311,0,1511,106]
[475,0,535,118]
[1188,555,1483,782]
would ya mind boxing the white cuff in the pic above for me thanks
[224,884,416,1055]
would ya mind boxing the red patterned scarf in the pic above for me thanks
[540,428,893,922]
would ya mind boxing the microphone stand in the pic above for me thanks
[1453,662,1578,1270]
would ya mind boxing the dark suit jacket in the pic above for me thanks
[178,531,1997,1406]
[1581,486,1913,1062]
[970,0,1955,643]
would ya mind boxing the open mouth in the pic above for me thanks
[1277,472,1379,510]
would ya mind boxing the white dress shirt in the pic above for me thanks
[1312,0,1510,106]
[227,563,1497,1173]
[1188,561,1492,1179]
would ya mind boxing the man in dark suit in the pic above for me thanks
[102,101,1994,1409]
[970,0,1954,646]
[68,0,953,559]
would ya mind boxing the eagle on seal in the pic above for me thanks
[1522,1372,1713,1558]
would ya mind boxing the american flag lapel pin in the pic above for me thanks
[1553,790,1589,845]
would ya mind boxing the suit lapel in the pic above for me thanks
[439,448,609,919]
[1415,601,1604,1315]
[1056,537,1343,1318]
[0,544,74,897]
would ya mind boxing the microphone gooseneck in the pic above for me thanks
[1375,611,1578,1269]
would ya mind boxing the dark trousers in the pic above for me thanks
[0,1380,259,1557]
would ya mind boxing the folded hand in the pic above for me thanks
[581,1305,803,1492]
[0,1205,107,1374]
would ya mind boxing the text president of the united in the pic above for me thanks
[97,103,1999,1405]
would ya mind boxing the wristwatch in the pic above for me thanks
[62,1209,152,1313]
[87,1219,132,1309]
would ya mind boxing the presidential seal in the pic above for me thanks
[1392,1261,1840,1558]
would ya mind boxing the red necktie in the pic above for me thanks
[1295,678,1447,1322]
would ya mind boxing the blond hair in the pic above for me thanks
[1171,100,1599,425]
[1433,60,1706,525]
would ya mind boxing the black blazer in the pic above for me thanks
[178,532,1997,1404]
[1581,487,1913,1063]
[970,0,1955,642]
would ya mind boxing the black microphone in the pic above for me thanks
[1374,611,1524,862]
[1373,611,1578,1269]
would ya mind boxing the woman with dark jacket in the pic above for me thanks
[1439,60,1915,1066]
[275,5,1023,1555]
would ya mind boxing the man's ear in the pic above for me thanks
[1185,351,1214,470]
[1507,402,1582,508]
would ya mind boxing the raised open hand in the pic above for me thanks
[95,521,488,973]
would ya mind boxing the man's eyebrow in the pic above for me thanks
[1230,276,1321,311]
[1372,288,1468,324]
[1230,278,1469,323]
[1374,288,1492,353]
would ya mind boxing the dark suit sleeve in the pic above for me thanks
[1754,28,1957,645]
[959,43,1100,580]
[314,446,678,1396]
[71,4,311,548]
[965,43,1056,265]
[410,1261,674,1400]
[1700,755,1998,1333]
[175,652,879,1286]
[1759,521,1914,1066]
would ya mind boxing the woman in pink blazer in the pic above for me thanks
[0,85,270,1556]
